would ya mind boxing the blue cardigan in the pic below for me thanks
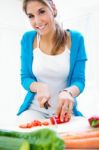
[17,29,87,116]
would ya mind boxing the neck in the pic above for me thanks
[40,26,56,45]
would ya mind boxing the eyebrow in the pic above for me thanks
[27,7,46,16]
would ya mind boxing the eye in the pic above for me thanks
[39,9,45,15]
[27,14,34,19]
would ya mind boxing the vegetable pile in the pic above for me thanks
[19,116,70,129]
[88,116,99,127]
[0,128,64,150]
[19,120,50,128]
[60,130,99,149]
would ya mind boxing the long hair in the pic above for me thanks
[23,0,67,55]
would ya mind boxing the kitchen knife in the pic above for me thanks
[44,101,49,109]
[44,101,58,128]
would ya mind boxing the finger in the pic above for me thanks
[68,101,74,113]
[65,101,73,122]
[64,101,73,120]
[64,113,71,122]
[46,99,51,107]
[56,100,64,116]
[44,101,51,109]
[60,102,69,121]
[40,97,48,108]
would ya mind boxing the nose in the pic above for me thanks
[34,15,42,26]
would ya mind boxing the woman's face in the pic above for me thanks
[26,1,56,35]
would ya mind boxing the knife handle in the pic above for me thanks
[44,101,49,109]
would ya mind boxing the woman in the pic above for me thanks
[17,0,87,123]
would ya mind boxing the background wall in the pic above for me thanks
[0,0,99,125]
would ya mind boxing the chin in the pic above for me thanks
[38,30,51,36]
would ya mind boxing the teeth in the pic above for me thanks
[38,25,46,30]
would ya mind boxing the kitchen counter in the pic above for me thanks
[58,117,99,149]
[0,116,90,133]
[0,116,99,149]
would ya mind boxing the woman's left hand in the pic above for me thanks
[56,90,74,122]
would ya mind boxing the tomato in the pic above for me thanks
[42,121,49,126]
[19,122,33,128]
[19,124,28,128]
[50,116,63,124]
[50,115,70,125]
[55,116,65,124]
[26,122,33,128]
[50,117,55,125]
[31,120,42,127]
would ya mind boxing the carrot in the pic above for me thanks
[64,137,99,149]
[61,130,99,140]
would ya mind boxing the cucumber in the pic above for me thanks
[0,136,30,150]
[0,129,64,150]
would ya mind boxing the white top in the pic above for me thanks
[30,34,70,115]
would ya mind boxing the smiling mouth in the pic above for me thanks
[36,24,47,31]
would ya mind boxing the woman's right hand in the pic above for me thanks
[36,83,51,108]
[35,82,51,108]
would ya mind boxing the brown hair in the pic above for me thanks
[23,0,67,55]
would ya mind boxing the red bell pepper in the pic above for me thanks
[88,116,99,127]
[50,116,70,125]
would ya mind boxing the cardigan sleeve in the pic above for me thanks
[70,33,87,93]
[20,32,36,91]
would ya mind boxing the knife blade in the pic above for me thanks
[44,101,49,109]
[44,101,58,128]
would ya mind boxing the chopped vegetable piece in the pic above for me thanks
[50,116,70,125]
[88,116,99,127]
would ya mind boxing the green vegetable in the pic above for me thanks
[88,116,99,127]
[0,136,30,150]
[91,120,99,127]
[0,128,64,150]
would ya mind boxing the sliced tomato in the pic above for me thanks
[50,116,62,125]
[31,120,42,127]
[42,121,49,126]
[26,122,32,128]
[55,116,61,123]
[50,115,70,125]
[19,124,28,128]
[50,117,55,125]
[55,116,64,124]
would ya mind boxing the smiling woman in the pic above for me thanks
[0,0,99,126]
[22,0,66,55]
[16,0,88,125]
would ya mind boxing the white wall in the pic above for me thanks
[0,0,99,125]
[0,0,28,124]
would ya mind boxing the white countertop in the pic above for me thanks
[0,116,90,134]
